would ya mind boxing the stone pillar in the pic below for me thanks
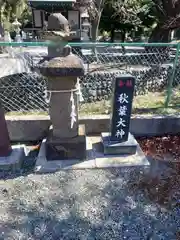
[0,103,12,157]
[45,74,86,160]
[0,102,25,172]
[47,77,79,138]
[101,74,138,155]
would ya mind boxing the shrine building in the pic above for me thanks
[28,0,91,41]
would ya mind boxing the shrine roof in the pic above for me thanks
[29,0,76,2]
[28,0,76,10]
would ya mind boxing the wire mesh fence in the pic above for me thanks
[0,41,180,115]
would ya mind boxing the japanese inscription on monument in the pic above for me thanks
[110,75,135,142]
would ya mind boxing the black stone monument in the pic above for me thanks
[101,74,138,155]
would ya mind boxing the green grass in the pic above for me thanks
[79,90,180,116]
[5,89,180,117]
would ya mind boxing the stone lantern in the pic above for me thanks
[81,21,91,41]
[12,18,22,42]
[35,13,86,172]
[80,7,91,41]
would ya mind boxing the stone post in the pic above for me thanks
[0,102,12,157]
[47,76,79,138]
[101,74,138,155]
[0,102,25,172]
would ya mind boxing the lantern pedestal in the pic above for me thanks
[35,124,87,173]
[46,124,86,161]
[101,132,138,155]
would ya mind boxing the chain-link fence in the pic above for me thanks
[0,42,180,115]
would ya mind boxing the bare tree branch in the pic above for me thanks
[163,14,180,30]
[151,0,166,18]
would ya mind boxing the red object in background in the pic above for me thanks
[126,80,132,87]
[0,103,12,157]
[119,80,124,87]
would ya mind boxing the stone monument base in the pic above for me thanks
[0,145,25,172]
[46,124,86,161]
[35,136,149,173]
[101,132,138,155]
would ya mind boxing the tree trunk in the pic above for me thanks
[0,6,4,54]
[121,30,126,54]
[110,28,115,42]
[90,0,105,61]
[121,30,126,42]
[91,19,99,61]
[148,24,170,43]
[91,13,102,61]
[91,0,105,41]
[91,11,102,42]
[147,24,171,63]
[91,20,99,42]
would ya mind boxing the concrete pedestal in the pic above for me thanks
[101,132,138,155]
[35,136,149,173]
[0,104,25,172]
[0,145,25,172]
[35,137,93,173]
[46,124,86,161]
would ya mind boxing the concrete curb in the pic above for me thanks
[6,114,180,142]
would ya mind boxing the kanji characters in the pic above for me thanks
[115,129,125,138]
[126,80,132,87]
[112,77,135,141]
[118,93,128,104]
[116,118,126,127]
[119,80,132,88]
[118,106,127,116]
[119,80,124,87]
[116,93,128,139]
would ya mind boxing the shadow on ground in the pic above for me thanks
[0,159,179,239]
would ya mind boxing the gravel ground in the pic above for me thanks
[0,159,179,240]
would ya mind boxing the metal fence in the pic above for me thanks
[0,41,180,115]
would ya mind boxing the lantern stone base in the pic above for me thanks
[35,136,95,174]
[0,145,25,172]
[101,132,138,155]
[46,124,86,161]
